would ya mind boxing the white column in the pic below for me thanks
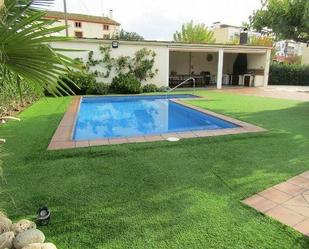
[166,48,170,87]
[263,49,271,87]
[217,48,224,89]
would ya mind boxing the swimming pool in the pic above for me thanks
[73,95,238,141]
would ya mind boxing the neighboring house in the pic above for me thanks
[45,10,120,39]
[212,22,261,44]
[275,40,302,57]
[273,40,304,63]
[50,39,272,89]
[212,22,307,64]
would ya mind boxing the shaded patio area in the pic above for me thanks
[168,46,270,89]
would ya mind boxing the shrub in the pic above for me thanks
[269,63,309,86]
[142,84,159,93]
[130,48,158,81]
[58,70,97,95]
[159,86,170,92]
[110,73,142,94]
[95,83,110,95]
[84,47,158,82]
[0,80,40,116]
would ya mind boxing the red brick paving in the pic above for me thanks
[243,171,309,237]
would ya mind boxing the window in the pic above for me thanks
[75,22,82,28]
[103,34,110,39]
[103,24,109,30]
[74,31,83,38]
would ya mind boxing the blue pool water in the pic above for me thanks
[73,95,238,141]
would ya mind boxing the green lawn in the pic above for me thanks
[1,91,309,248]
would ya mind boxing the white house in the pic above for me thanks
[45,11,120,39]
[51,39,272,89]
[212,22,261,44]
[275,40,302,57]
[211,22,306,64]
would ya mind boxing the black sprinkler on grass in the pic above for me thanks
[36,206,51,226]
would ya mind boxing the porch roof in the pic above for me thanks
[66,38,272,53]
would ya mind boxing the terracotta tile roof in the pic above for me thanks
[45,11,120,26]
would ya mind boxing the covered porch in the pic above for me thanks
[168,45,271,89]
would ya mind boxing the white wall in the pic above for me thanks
[223,53,237,74]
[50,40,169,87]
[169,52,190,75]
[191,52,218,75]
[51,40,270,88]
[302,44,309,65]
[49,20,119,39]
[169,51,218,75]
[247,53,266,86]
[247,53,266,70]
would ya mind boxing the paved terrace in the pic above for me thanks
[243,171,309,237]
[216,86,309,102]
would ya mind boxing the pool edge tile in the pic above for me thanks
[75,140,90,148]
[89,139,110,147]
[47,96,80,150]
[109,138,129,145]
[127,136,147,143]
[144,135,165,142]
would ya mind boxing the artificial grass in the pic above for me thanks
[0,91,309,248]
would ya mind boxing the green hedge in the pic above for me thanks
[58,71,97,95]
[269,63,309,86]
[142,84,159,93]
[0,81,40,116]
[110,73,142,94]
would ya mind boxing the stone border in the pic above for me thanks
[47,96,266,150]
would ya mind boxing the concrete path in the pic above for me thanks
[217,86,309,102]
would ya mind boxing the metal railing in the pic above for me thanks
[168,77,196,95]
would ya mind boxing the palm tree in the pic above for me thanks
[173,20,215,43]
[1,2,78,220]
[0,0,79,96]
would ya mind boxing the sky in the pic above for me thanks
[47,0,262,40]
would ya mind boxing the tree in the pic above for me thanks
[173,20,215,43]
[114,29,144,41]
[249,0,309,43]
[0,0,79,97]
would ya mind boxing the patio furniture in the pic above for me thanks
[200,71,211,85]
[169,74,206,87]
[210,75,217,85]
[223,74,230,85]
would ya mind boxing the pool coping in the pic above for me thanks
[47,96,266,150]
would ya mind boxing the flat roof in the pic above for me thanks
[61,38,272,51]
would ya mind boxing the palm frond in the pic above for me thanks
[0,0,81,96]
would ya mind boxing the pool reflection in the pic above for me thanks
[74,98,237,140]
